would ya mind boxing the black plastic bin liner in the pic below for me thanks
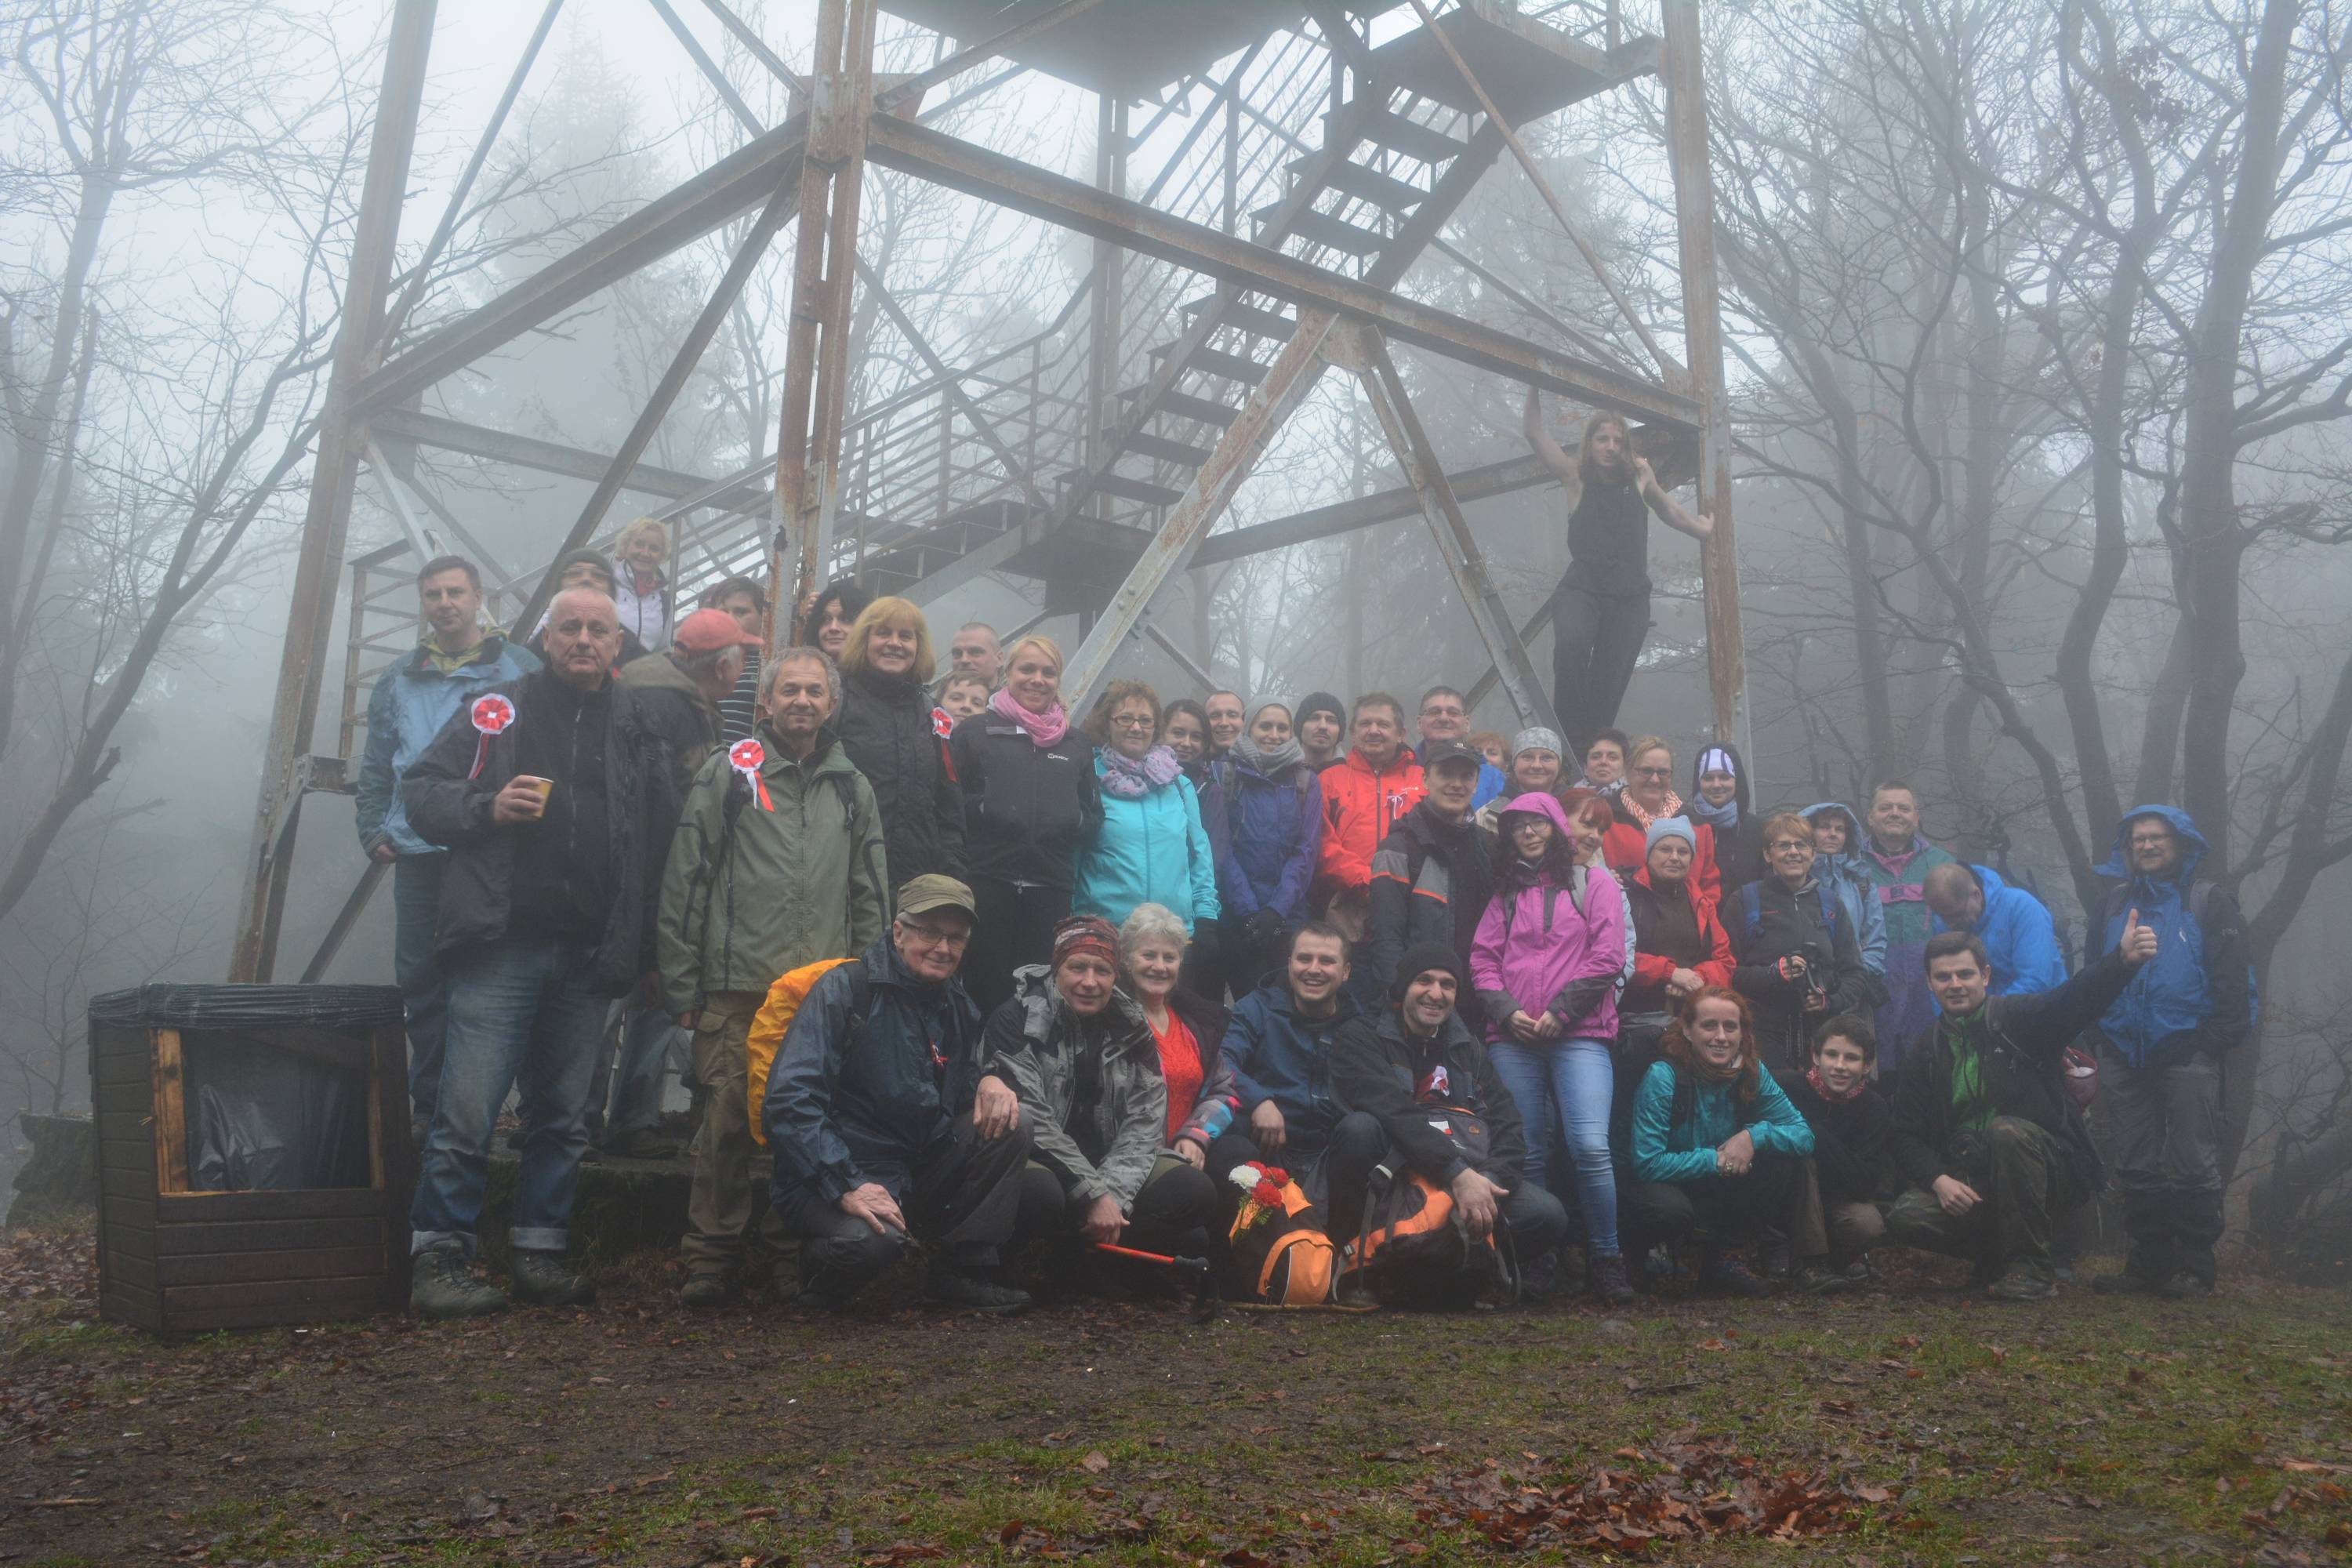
[91,984,399,1192]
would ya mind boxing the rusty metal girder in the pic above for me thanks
[863,115,1698,429]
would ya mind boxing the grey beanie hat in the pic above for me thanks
[1645,815,1697,852]
[1511,726,1564,761]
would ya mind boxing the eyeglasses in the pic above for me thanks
[1633,766,1673,779]
[1109,713,1156,730]
[2128,833,2175,848]
[1767,840,1811,853]
[898,921,971,949]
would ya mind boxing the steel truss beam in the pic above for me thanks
[864,116,1699,429]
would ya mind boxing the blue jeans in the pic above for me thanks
[412,933,605,1257]
[392,854,449,1126]
[1486,1036,1620,1256]
[604,1004,673,1139]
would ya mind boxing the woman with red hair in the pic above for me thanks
[1622,986,1837,1296]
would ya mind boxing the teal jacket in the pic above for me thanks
[1630,1056,1813,1185]
[1073,756,1222,935]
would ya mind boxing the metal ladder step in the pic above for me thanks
[1149,340,1268,385]
[1180,296,1298,341]
[1342,105,1467,165]
[1057,468,1184,506]
[1120,387,1241,427]
[1258,205,1388,256]
[1127,431,1215,466]
[1299,156,1429,212]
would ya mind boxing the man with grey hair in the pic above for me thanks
[657,644,887,1305]
[397,586,680,1319]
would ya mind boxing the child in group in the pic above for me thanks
[1776,1014,1893,1288]
[938,671,992,722]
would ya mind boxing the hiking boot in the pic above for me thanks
[1985,1268,2058,1303]
[1842,1256,1885,1291]
[680,1271,732,1309]
[2090,1269,2162,1296]
[1794,1261,1850,1296]
[601,1127,678,1161]
[2158,1269,2213,1299]
[1520,1250,1566,1302]
[510,1249,597,1308]
[1697,1254,1775,1298]
[1759,1242,1793,1287]
[924,1269,1029,1316]
[1588,1252,1636,1308]
[410,1242,506,1320]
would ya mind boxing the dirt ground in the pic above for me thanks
[2,1222,2348,1567]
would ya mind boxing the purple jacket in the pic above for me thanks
[1469,793,1628,1044]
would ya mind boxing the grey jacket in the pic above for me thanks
[982,966,1167,1210]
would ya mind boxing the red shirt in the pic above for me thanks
[1150,1008,1203,1142]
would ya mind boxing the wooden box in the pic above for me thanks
[89,985,413,1334]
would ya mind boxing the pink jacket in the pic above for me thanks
[1470,794,1628,1044]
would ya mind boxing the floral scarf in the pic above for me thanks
[989,684,1068,748]
[1621,786,1685,832]
[1099,743,1182,800]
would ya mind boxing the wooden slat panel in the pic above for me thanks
[153,1027,187,1194]
[100,1145,158,1196]
[102,1280,164,1330]
[162,1274,385,1314]
[108,1251,160,1292]
[158,1188,385,1220]
[154,1217,380,1255]
[104,1194,157,1232]
[157,1246,387,1287]
[100,1110,152,1142]
[92,1023,157,1061]
[94,1051,154,1088]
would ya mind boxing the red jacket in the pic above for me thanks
[1312,749,1425,903]
[1620,860,1735,1016]
[1601,800,1720,918]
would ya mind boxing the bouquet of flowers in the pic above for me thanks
[1228,1160,1294,1240]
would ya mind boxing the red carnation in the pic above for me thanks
[1251,1178,1283,1209]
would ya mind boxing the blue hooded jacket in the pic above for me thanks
[1214,757,1324,926]
[2092,806,2257,1067]
[1797,803,1889,977]
[1218,978,1363,1158]
[1073,754,1221,935]
[1929,862,2067,996]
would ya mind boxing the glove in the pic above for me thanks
[1246,909,1287,956]
[1774,956,1806,985]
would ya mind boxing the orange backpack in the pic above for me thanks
[1225,1162,1335,1305]
[744,957,863,1145]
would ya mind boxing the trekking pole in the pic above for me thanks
[1090,1242,1218,1322]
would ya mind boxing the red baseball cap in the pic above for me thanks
[673,607,762,655]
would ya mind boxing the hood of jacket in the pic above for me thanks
[1495,789,1573,837]
[1798,801,1868,880]
[1009,962,1157,1060]
[2094,804,2209,888]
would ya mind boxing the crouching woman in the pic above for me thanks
[1622,986,1817,1298]
[987,916,1221,1274]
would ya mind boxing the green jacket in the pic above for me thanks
[655,725,888,1017]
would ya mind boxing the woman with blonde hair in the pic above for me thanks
[611,517,673,649]
[949,633,1102,1012]
[836,596,964,896]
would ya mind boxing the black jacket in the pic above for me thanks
[837,664,967,895]
[1366,802,1493,1008]
[398,668,676,995]
[1891,952,2137,1197]
[1774,1069,1895,1205]
[1330,1008,1528,1192]
[761,933,988,1204]
[949,710,1102,889]
[1730,877,1868,1068]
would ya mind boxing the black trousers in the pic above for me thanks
[1552,576,1650,760]
[780,1113,1030,1301]
[1015,1155,1223,1277]
[1319,1110,1569,1263]
[1621,1152,1802,1259]
[964,877,1071,1015]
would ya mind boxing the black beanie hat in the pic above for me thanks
[1297,691,1345,728]
[1389,942,1464,1004]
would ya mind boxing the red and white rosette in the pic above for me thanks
[728,737,772,811]
[931,706,954,740]
[466,693,515,779]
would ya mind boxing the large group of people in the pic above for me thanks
[358,507,2257,1323]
